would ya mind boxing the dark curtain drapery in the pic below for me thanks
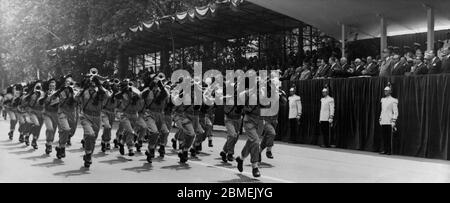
[276,74,450,160]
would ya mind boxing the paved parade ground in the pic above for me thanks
[0,119,450,183]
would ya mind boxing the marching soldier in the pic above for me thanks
[76,73,112,168]
[3,86,17,140]
[116,80,144,157]
[171,81,196,164]
[42,79,59,155]
[55,75,78,160]
[379,83,398,155]
[141,73,169,163]
[236,76,264,178]
[100,79,119,153]
[220,84,244,163]
[319,86,335,148]
[27,81,45,149]
[188,78,205,158]
[18,84,33,147]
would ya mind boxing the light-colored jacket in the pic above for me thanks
[320,96,335,122]
[380,96,398,125]
[288,95,302,119]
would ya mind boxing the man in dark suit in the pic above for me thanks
[354,58,365,76]
[362,56,379,76]
[412,57,428,75]
[391,55,408,76]
[313,59,330,79]
[425,50,442,75]
[328,57,343,78]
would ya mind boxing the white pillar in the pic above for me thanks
[426,5,435,51]
[341,24,346,58]
[380,16,387,52]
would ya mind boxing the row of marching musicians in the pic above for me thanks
[0,68,282,178]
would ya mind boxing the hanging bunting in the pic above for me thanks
[129,0,245,33]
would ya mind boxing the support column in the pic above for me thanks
[341,23,346,58]
[426,5,435,51]
[380,16,388,53]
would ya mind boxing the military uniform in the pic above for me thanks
[55,86,78,159]
[379,95,398,155]
[42,88,59,154]
[117,88,145,156]
[76,85,111,168]
[319,95,335,147]
[3,91,17,140]
[100,93,117,152]
[236,91,263,178]
[220,104,243,163]
[27,88,45,149]
[172,92,196,163]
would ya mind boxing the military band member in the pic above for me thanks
[319,86,335,148]
[18,84,33,147]
[3,86,17,140]
[188,82,205,158]
[76,74,112,168]
[236,80,263,178]
[42,79,59,155]
[172,85,196,164]
[55,75,78,159]
[27,81,45,149]
[100,79,119,153]
[141,73,169,163]
[116,80,144,157]
[379,84,398,155]
[220,87,243,163]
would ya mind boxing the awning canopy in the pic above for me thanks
[122,0,302,56]
[248,0,450,40]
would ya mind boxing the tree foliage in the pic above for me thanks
[0,0,217,85]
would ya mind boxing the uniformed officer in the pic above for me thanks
[379,83,398,155]
[288,87,302,142]
[319,86,335,148]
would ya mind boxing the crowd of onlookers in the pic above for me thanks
[280,41,450,81]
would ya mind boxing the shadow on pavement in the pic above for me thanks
[99,156,132,165]
[122,163,153,173]
[22,154,51,161]
[214,162,235,169]
[5,145,28,150]
[54,167,90,177]
[66,148,85,153]
[218,174,261,183]
[92,152,109,159]
[161,163,192,171]
[32,159,65,168]
[0,142,22,147]
[246,162,274,169]
[10,149,36,155]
